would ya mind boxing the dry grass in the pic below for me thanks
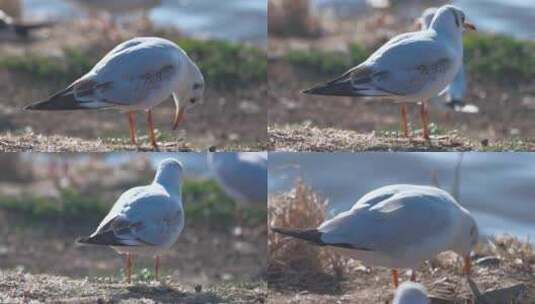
[0,270,267,304]
[0,131,267,152]
[268,0,322,38]
[268,185,535,303]
[268,181,350,294]
[268,123,535,152]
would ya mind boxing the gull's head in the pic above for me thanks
[452,209,478,275]
[154,158,184,190]
[430,5,476,37]
[173,59,205,130]
[393,282,429,304]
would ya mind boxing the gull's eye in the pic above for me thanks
[189,98,196,104]
[193,83,202,90]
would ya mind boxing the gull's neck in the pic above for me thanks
[430,13,463,48]
[153,169,182,197]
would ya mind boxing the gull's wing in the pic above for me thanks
[81,185,182,247]
[304,31,455,98]
[360,32,454,96]
[25,37,181,110]
[318,189,454,252]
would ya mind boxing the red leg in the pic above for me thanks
[464,255,472,276]
[147,110,159,150]
[127,112,137,145]
[419,102,430,140]
[391,269,399,288]
[400,103,410,137]
[124,254,133,283]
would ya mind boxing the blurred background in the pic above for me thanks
[269,153,535,240]
[0,152,266,285]
[0,0,267,149]
[268,0,535,142]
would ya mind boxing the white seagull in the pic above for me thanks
[24,37,205,150]
[208,152,267,206]
[272,184,478,288]
[417,7,479,115]
[393,282,429,304]
[303,5,476,139]
[78,158,185,283]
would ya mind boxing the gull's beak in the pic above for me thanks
[463,22,476,31]
[173,106,186,130]
[463,255,472,276]
[172,92,186,130]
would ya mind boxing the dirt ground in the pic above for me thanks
[267,3,535,151]
[0,19,267,151]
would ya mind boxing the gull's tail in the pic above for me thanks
[24,86,88,111]
[76,231,125,246]
[271,227,326,246]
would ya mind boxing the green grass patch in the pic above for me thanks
[0,38,265,90]
[463,33,535,84]
[285,43,368,76]
[0,180,266,228]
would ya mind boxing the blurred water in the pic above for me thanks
[312,0,535,41]
[20,0,267,44]
[269,153,535,239]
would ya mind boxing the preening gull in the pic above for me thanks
[272,184,478,288]
[25,37,205,150]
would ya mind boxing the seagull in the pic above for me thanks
[77,158,185,283]
[417,7,479,116]
[208,152,267,206]
[0,9,54,39]
[303,5,476,140]
[272,184,478,288]
[393,282,429,304]
[24,37,205,150]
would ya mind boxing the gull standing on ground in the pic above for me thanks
[272,184,478,288]
[24,37,205,150]
[393,282,429,304]
[208,152,267,205]
[417,7,479,116]
[78,158,185,283]
[303,5,476,139]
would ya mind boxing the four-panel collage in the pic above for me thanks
[1,0,535,304]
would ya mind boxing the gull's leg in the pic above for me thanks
[154,256,160,281]
[410,270,416,282]
[400,103,409,137]
[419,102,430,140]
[127,111,137,145]
[391,269,399,288]
[147,110,159,150]
[125,253,133,283]
[463,255,472,276]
